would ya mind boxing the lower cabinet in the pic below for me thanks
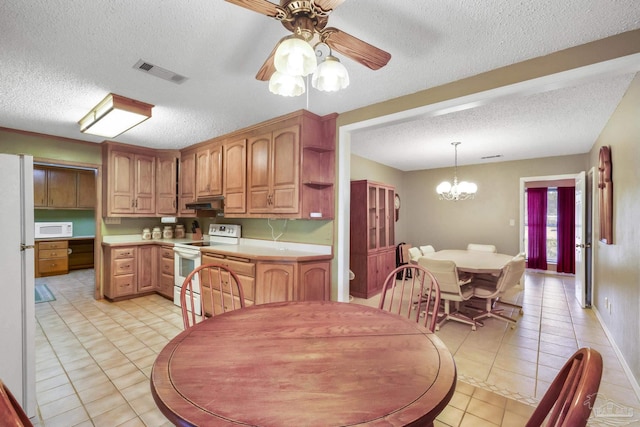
[104,246,137,300]
[158,246,175,299]
[36,240,69,278]
[137,245,158,293]
[255,260,331,304]
[201,253,256,315]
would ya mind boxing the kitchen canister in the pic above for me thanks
[163,226,174,239]
[142,227,151,240]
[152,226,162,240]
[174,224,185,238]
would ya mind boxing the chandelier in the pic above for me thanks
[436,142,477,201]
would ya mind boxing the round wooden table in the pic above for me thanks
[151,301,456,426]
[422,249,514,274]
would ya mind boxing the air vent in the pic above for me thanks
[481,154,503,160]
[133,59,188,84]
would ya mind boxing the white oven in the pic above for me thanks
[173,224,241,316]
[173,245,202,315]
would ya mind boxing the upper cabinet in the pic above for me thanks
[248,125,299,214]
[34,165,95,209]
[195,143,223,198]
[102,142,179,217]
[241,110,336,219]
[178,150,196,217]
[156,154,178,215]
[223,138,247,214]
[102,109,336,219]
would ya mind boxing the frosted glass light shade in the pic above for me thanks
[79,93,153,138]
[274,36,317,77]
[311,56,349,92]
[268,71,305,97]
[436,181,452,194]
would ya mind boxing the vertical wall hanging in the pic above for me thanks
[598,146,613,244]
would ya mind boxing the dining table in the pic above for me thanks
[421,249,514,274]
[150,300,457,427]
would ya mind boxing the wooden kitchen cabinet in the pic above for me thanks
[156,154,178,215]
[196,143,223,198]
[243,110,336,219]
[34,165,94,209]
[158,246,174,299]
[247,125,299,215]
[103,246,137,299]
[349,180,396,298]
[178,150,196,216]
[223,138,247,214]
[76,169,96,208]
[201,253,255,315]
[297,261,331,301]
[255,262,295,304]
[102,142,156,216]
[137,245,158,294]
[35,240,69,277]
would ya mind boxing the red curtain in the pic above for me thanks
[527,188,548,270]
[556,186,576,273]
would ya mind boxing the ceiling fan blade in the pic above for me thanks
[255,43,278,81]
[323,27,391,70]
[225,0,281,17]
[313,0,346,12]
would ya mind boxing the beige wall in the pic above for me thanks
[401,154,587,255]
[0,128,101,165]
[588,73,640,382]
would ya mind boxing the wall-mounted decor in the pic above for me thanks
[598,146,613,244]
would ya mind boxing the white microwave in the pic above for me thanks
[35,222,73,239]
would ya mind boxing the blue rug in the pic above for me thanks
[35,284,55,303]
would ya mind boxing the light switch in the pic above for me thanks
[509,219,515,226]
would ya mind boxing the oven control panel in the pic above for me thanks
[208,224,241,238]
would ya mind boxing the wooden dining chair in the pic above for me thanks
[0,380,33,427]
[526,347,603,427]
[378,264,441,332]
[180,263,246,329]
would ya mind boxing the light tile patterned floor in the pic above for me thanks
[32,269,640,426]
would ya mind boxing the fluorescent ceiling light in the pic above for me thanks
[79,93,153,138]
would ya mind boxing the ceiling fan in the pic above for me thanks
[225,0,391,82]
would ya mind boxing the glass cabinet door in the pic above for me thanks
[368,185,377,250]
[378,187,387,248]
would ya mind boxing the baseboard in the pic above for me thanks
[593,305,640,402]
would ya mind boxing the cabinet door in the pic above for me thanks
[223,138,247,214]
[196,145,222,198]
[247,133,272,213]
[110,150,135,213]
[76,170,96,208]
[156,155,177,215]
[137,245,158,293]
[33,166,47,207]
[297,262,330,301]
[179,151,196,216]
[255,263,295,304]
[134,154,156,214]
[271,125,299,213]
[47,168,77,208]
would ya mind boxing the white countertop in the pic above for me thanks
[102,234,332,260]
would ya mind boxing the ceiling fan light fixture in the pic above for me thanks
[268,71,306,97]
[311,55,349,92]
[274,35,317,77]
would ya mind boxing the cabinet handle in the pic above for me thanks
[135,199,138,208]
[131,199,135,207]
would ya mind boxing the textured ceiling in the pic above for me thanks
[1,0,640,170]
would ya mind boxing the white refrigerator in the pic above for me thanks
[0,153,35,417]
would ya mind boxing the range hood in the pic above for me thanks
[185,196,224,213]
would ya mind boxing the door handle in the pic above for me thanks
[575,243,585,248]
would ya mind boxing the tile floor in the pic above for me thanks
[32,269,640,426]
